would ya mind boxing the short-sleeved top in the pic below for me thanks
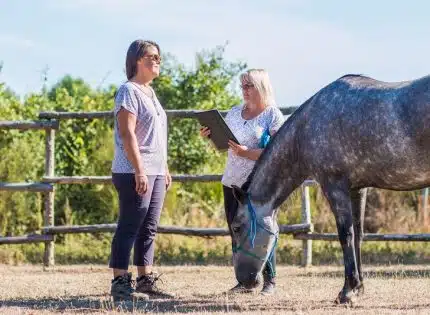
[111,81,168,175]
[221,105,285,188]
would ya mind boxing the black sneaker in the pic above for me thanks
[260,278,276,295]
[111,272,149,302]
[136,272,175,299]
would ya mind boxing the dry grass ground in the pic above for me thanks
[0,264,429,314]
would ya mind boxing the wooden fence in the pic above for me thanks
[1,107,430,268]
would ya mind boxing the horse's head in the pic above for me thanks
[231,185,279,289]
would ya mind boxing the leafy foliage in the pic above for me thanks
[154,45,245,174]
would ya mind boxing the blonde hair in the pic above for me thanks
[240,69,275,106]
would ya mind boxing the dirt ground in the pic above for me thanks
[0,264,429,314]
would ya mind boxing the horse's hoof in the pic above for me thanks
[334,294,352,305]
[334,290,357,305]
[356,283,364,296]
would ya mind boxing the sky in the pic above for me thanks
[0,0,429,107]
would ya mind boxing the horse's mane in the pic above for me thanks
[241,92,318,192]
[338,73,367,80]
[241,74,371,192]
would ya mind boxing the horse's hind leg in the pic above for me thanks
[350,188,367,295]
[321,178,360,304]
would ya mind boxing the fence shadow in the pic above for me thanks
[301,268,430,279]
[0,295,242,313]
[2,294,430,313]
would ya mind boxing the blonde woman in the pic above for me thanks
[200,69,284,295]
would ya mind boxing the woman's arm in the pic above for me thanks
[165,164,172,190]
[242,148,264,161]
[117,108,143,173]
[227,124,282,161]
[117,108,148,195]
[228,140,263,161]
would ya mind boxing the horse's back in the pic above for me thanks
[302,74,430,190]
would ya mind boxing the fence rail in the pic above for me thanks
[294,233,430,242]
[0,234,54,245]
[1,109,429,268]
[42,175,222,184]
[0,182,53,192]
[42,223,312,237]
[42,175,318,186]
[38,107,298,120]
[0,120,59,130]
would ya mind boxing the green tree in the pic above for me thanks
[154,45,246,174]
[0,84,50,235]
[153,45,245,221]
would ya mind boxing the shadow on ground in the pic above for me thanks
[301,268,430,279]
[0,295,240,313]
[2,294,430,313]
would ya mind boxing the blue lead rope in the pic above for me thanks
[246,196,279,278]
[243,127,271,250]
[247,198,258,248]
[265,236,278,278]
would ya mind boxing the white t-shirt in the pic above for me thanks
[221,104,285,188]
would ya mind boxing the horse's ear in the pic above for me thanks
[232,185,246,204]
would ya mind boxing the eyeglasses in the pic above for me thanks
[143,54,162,64]
[240,83,254,90]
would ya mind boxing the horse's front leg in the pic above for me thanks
[321,179,361,304]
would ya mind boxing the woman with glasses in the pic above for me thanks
[109,39,173,301]
[200,69,285,295]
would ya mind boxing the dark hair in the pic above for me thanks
[125,39,160,80]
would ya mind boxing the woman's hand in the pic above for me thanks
[228,140,263,161]
[165,168,172,191]
[135,173,149,196]
[228,140,249,157]
[199,126,211,138]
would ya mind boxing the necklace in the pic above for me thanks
[131,81,153,97]
[130,81,161,116]
[242,104,267,122]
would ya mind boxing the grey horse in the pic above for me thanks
[231,74,430,304]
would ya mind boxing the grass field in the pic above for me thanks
[0,264,429,314]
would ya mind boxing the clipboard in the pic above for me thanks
[196,109,240,151]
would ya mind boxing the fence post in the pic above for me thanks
[301,185,312,267]
[43,127,56,267]
[422,188,429,226]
